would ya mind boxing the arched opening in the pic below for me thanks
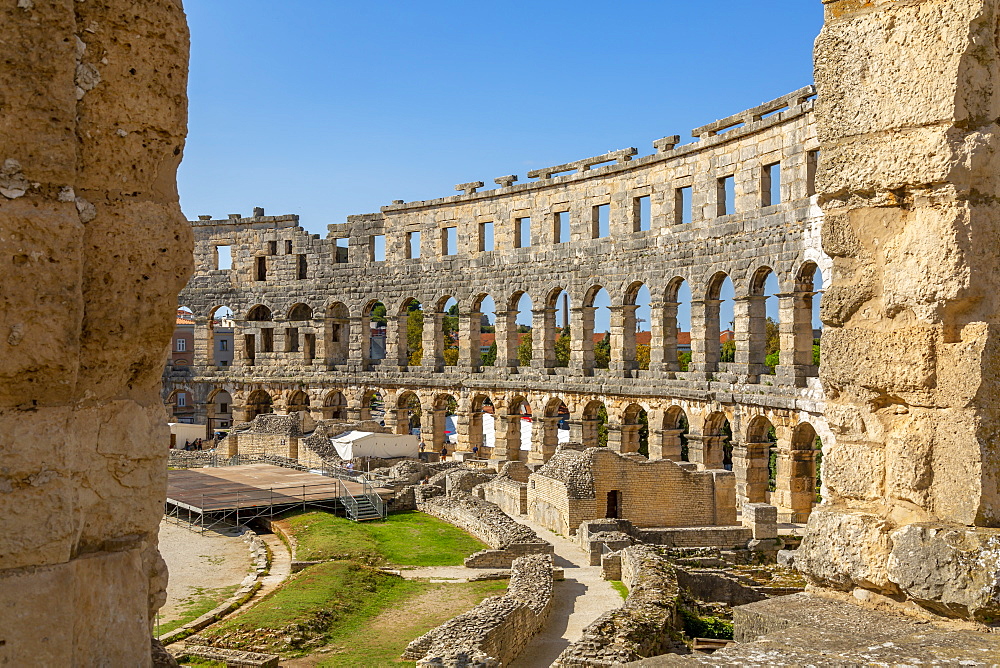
[474,294,497,368]
[359,389,384,422]
[323,390,347,420]
[324,302,350,368]
[539,287,571,368]
[286,390,310,414]
[209,389,233,432]
[702,411,733,470]
[397,298,423,367]
[245,304,274,359]
[584,286,611,370]
[664,278,693,372]
[796,262,823,377]
[285,303,315,362]
[245,389,273,421]
[510,396,532,456]
[775,421,821,522]
[740,415,777,506]
[433,393,459,451]
[470,394,494,457]
[209,306,235,367]
[513,292,534,368]
[438,296,459,368]
[626,283,652,371]
[395,391,422,437]
[701,273,734,373]
[581,400,608,448]
[746,267,780,375]
[364,300,388,365]
[167,388,195,423]
[540,397,569,458]
[662,406,689,461]
[621,403,649,456]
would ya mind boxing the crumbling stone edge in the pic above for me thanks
[402,553,555,666]
[160,527,271,646]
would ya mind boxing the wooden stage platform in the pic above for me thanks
[166,464,370,513]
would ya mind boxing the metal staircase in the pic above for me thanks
[342,478,386,522]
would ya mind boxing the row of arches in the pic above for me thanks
[183,262,822,384]
[190,383,823,521]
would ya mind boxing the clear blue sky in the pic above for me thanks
[179,1,824,331]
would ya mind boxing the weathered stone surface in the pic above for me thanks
[797,0,1000,618]
[0,0,191,663]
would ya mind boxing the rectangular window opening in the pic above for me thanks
[592,204,610,238]
[407,231,421,259]
[268,240,278,255]
[261,328,274,353]
[633,196,651,232]
[762,162,781,207]
[176,338,186,352]
[284,240,292,254]
[807,150,820,196]
[215,245,232,270]
[443,226,457,256]
[255,256,267,281]
[675,187,692,224]
[371,235,386,262]
[335,238,348,263]
[479,221,494,252]
[297,254,308,279]
[219,339,228,351]
[285,327,299,353]
[515,217,531,248]
[176,394,186,407]
[554,211,570,243]
[220,402,229,414]
[717,175,735,216]
[244,334,255,360]
[304,333,316,361]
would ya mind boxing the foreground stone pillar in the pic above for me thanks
[733,440,772,508]
[458,311,482,371]
[0,2,192,663]
[493,309,519,370]
[797,0,1000,621]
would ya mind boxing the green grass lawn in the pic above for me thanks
[201,510,500,659]
[610,580,629,600]
[280,510,488,566]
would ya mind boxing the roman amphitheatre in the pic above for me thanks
[4,1,1000,666]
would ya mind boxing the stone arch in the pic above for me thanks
[206,387,234,432]
[619,402,649,455]
[507,290,533,369]
[696,271,734,373]
[394,390,422,436]
[658,405,689,461]
[395,296,422,367]
[774,421,821,522]
[742,266,778,374]
[700,410,733,470]
[323,301,351,368]
[357,387,384,422]
[622,281,651,371]
[579,399,608,448]
[246,304,272,321]
[322,389,347,419]
[658,276,692,373]
[467,393,495,457]
[434,295,459,369]
[286,390,310,414]
[287,303,313,321]
[582,284,610,371]
[431,392,460,451]
[207,305,235,367]
[245,389,273,421]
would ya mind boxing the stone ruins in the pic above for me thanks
[6,0,1000,664]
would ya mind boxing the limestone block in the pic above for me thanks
[887,523,1000,621]
[742,503,778,540]
[795,508,895,594]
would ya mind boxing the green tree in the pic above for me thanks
[442,347,459,366]
[517,331,532,366]
[678,350,692,371]
[764,316,780,371]
[370,302,387,326]
[813,338,821,367]
[406,304,423,366]
[554,328,570,367]
[720,339,736,363]
[636,343,650,370]
[481,341,497,366]
[594,333,611,369]
[638,409,649,456]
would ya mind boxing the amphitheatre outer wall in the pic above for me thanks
[168,87,831,521]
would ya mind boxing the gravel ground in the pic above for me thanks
[157,520,253,623]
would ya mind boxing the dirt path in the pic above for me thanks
[158,520,252,624]
[509,518,623,668]
[253,531,292,600]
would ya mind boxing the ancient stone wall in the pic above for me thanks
[796,0,1000,621]
[552,545,681,666]
[0,1,191,664]
[413,485,552,567]
[403,553,554,666]
[167,86,832,521]
[528,447,735,536]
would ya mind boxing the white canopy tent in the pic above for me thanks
[329,431,420,460]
